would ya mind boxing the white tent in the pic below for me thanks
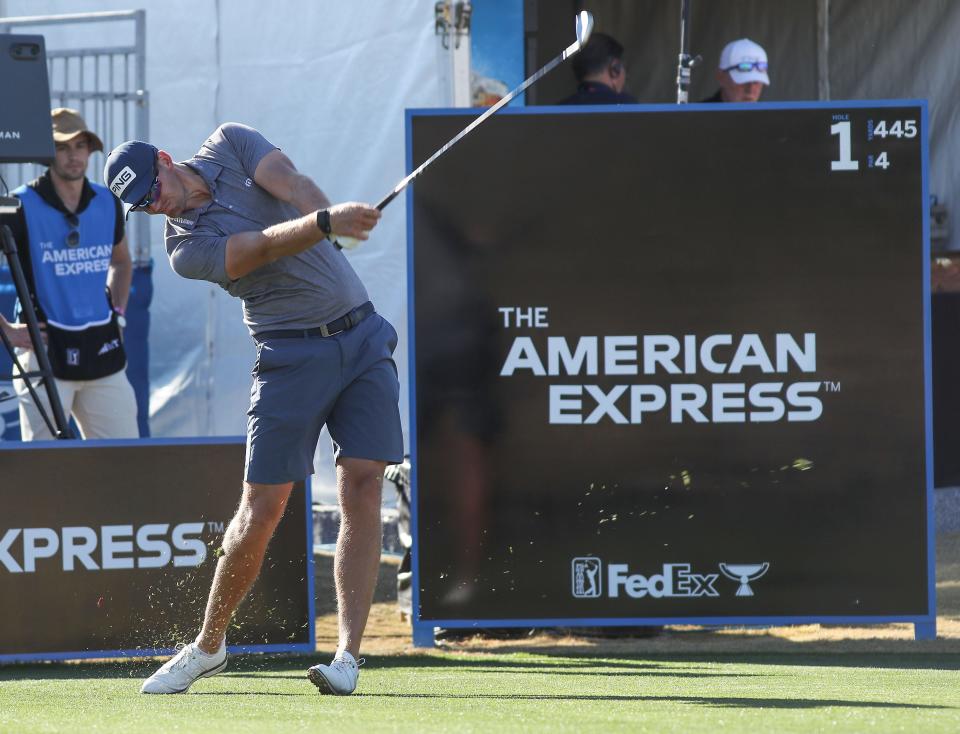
[1,0,452,500]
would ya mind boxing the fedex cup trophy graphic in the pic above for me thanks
[719,563,770,597]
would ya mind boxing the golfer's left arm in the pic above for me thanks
[253,150,331,216]
[221,151,380,280]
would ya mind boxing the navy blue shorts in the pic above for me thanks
[244,312,404,484]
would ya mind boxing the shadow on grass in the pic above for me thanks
[4,650,960,682]
[539,650,960,673]
[358,693,950,709]
[223,668,769,681]
[415,648,960,673]
[191,691,312,697]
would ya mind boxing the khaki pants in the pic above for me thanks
[13,348,139,440]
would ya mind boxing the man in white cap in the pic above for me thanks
[703,38,770,103]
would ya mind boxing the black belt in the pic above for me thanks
[254,301,375,342]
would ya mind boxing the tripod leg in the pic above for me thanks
[0,328,60,438]
[0,222,73,439]
[9,349,72,440]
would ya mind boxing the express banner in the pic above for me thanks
[409,103,932,627]
[0,439,313,660]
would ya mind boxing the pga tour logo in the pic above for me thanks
[571,556,603,597]
[571,557,769,599]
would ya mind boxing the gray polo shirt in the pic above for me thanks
[164,123,369,335]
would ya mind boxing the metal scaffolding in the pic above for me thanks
[0,10,150,263]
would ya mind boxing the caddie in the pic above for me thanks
[1,107,136,440]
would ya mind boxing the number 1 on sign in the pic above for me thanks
[831,121,859,171]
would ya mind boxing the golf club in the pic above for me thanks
[334,10,594,249]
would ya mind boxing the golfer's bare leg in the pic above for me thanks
[334,458,387,658]
[195,481,293,653]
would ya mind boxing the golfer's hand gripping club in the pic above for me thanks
[328,202,381,250]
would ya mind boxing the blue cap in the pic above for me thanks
[103,140,158,219]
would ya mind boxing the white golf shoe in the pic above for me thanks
[140,641,227,694]
[307,651,363,695]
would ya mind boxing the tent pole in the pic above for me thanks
[675,0,701,104]
[816,0,831,100]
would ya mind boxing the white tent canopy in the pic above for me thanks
[1,0,449,499]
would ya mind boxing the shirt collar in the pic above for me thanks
[173,158,223,224]
[29,169,96,215]
[578,80,616,95]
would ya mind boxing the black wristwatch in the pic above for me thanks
[316,209,332,236]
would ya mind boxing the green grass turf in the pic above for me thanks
[1,652,959,733]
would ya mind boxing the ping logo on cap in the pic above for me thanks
[109,166,137,197]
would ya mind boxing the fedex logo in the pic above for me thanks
[607,563,719,598]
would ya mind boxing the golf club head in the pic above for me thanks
[576,10,594,47]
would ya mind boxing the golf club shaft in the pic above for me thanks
[374,38,582,212]
[334,11,592,249]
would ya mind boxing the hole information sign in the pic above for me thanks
[408,102,933,639]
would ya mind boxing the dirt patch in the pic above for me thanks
[317,604,960,657]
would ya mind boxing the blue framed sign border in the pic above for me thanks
[405,100,935,646]
[0,436,316,663]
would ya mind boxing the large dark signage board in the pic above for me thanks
[0,438,314,661]
[408,102,933,643]
[0,34,55,164]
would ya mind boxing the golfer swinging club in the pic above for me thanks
[104,123,403,695]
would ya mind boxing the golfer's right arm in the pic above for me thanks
[224,202,379,280]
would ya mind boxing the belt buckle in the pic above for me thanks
[320,321,346,337]
[320,306,361,338]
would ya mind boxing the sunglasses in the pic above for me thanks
[65,212,79,248]
[724,61,768,73]
[132,169,161,211]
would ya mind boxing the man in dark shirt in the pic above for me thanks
[558,32,637,105]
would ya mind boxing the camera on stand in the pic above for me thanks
[0,33,72,438]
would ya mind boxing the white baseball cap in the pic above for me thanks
[719,38,770,86]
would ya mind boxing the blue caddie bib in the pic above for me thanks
[15,183,115,329]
